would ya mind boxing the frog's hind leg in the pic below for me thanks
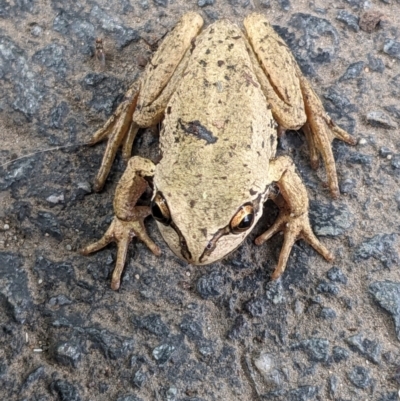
[243,13,307,131]
[89,12,204,191]
[298,73,357,198]
[244,13,356,199]
[81,156,161,290]
[89,82,141,192]
[255,156,333,280]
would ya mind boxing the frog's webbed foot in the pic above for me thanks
[255,196,333,279]
[89,82,141,192]
[81,214,160,290]
[81,157,161,290]
[255,156,333,280]
[299,73,357,198]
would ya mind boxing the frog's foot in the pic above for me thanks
[81,212,161,290]
[257,156,333,279]
[89,82,141,192]
[81,156,160,290]
[299,73,357,199]
[255,198,333,280]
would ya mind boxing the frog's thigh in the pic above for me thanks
[244,13,306,130]
[258,156,333,279]
[134,12,204,127]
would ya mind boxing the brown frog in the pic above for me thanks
[81,12,356,290]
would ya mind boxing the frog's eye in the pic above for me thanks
[230,203,255,234]
[151,192,171,226]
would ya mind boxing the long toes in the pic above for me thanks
[93,131,126,192]
[271,231,297,280]
[302,227,334,261]
[80,225,115,255]
[255,215,285,245]
[111,237,130,291]
[122,122,139,161]
[331,123,357,145]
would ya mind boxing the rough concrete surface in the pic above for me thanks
[0,0,400,400]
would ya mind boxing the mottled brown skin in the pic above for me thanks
[81,12,356,290]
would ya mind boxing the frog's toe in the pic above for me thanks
[255,210,333,280]
[89,83,141,191]
[297,73,356,198]
[81,216,160,290]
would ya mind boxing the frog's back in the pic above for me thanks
[155,19,276,250]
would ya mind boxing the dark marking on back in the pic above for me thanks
[190,200,196,208]
[206,48,211,54]
[228,43,234,51]
[242,72,259,88]
[217,60,225,67]
[178,119,218,144]
[270,133,275,148]
[199,59,207,67]
[232,35,241,40]
[167,106,172,114]
[249,188,257,196]
[190,38,196,53]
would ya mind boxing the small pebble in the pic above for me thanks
[65,244,72,251]
[3,224,10,230]
[358,138,367,145]
[30,25,43,37]
[254,352,274,375]
[135,274,140,280]
[379,147,392,158]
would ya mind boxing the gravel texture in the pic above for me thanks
[0,0,400,400]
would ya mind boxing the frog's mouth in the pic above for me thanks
[152,191,265,264]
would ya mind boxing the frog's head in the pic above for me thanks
[150,189,266,265]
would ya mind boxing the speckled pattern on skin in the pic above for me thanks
[0,1,400,400]
[82,12,354,290]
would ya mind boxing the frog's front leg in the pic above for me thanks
[88,12,204,191]
[81,156,160,290]
[255,156,333,279]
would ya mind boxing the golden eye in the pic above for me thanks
[230,203,255,234]
[151,192,171,226]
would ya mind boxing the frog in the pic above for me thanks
[81,12,356,290]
